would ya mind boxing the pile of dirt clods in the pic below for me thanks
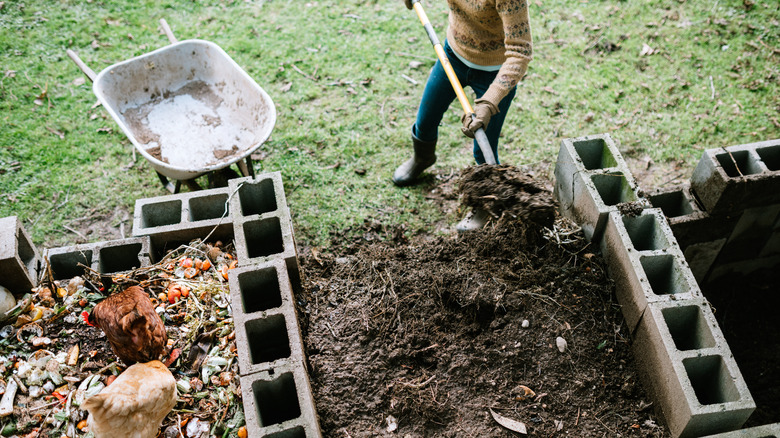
[297,167,670,437]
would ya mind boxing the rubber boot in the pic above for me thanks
[456,208,491,233]
[392,131,437,186]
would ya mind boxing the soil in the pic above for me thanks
[297,165,669,437]
[704,268,780,428]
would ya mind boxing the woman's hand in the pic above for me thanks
[461,98,499,138]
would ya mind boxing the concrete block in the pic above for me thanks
[0,216,41,296]
[699,423,780,437]
[633,298,755,438]
[239,362,322,438]
[229,260,305,376]
[716,204,780,264]
[230,173,301,293]
[706,253,780,285]
[132,187,234,260]
[683,239,727,283]
[45,237,151,284]
[690,139,780,214]
[601,208,702,332]
[554,134,648,242]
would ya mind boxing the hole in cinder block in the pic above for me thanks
[756,145,780,171]
[640,254,689,296]
[141,200,182,228]
[265,427,306,438]
[716,150,762,177]
[573,138,618,170]
[622,214,670,251]
[246,314,291,364]
[98,243,142,274]
[252,371,301,427]
[49,251,92,280]
[238,178,278,216]
[243,217,285,259]
[683,355,740,405]
[16,229,36,274]
[648,190,694,218]
[189,193,229,221]
[591,172,638,206]
[662,305,716,350]
[237,267,284,314]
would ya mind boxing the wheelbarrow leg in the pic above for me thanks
[156,171,180,194]
[237,156,255,178]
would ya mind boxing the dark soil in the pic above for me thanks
[704,268,780,428]
[297,166,669,437]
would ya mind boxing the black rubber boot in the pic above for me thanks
[392,130,437,186]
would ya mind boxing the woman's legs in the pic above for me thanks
[413,57,459,142]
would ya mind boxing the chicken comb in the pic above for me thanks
[82,311,95,327]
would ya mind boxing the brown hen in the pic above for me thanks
[82,360,177,438]
[87,286,167,365]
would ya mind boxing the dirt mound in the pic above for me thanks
[458,164,556,228]
[299,213,668,437]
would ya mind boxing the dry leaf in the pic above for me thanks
[489,408,527,434]
[514,385,536,400]
[639,43,655,56]
[280,82,293,92]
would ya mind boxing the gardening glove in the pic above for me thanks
[461,98,499,139]
[402,0,414,9]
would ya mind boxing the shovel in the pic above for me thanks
[410,0,497,165]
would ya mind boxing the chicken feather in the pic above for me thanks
[83,360,177,438]
[89,286,167,365]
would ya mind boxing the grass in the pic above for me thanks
[0,0,778,249]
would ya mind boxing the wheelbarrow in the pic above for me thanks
[67,19,276,193]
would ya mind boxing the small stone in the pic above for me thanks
[0,286,16,321]
[556,337,567,353]
[386,415,398,433]
[521,319,530,328]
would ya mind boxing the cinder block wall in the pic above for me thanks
[555,134,780,438]
[133,172,321,438]
[649,139,780,285]
[0,171,322,438]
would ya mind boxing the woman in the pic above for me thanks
[393,0,532,231]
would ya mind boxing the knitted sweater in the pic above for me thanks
[446,0,533,105]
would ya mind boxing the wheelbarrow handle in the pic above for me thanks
[410,1,497,165]
[159,19,178,44]
[66,49,97,83]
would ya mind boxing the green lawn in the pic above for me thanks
[1,0,778,249]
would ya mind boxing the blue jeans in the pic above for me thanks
[413,40,517,165]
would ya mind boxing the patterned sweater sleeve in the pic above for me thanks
[481,0,533,106]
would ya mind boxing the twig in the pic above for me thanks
[202,182,244,243]
[177,414,185,438]
[325,322,339,339]
[400,74,418,85]
[63,225,87,241]
[29,399,63,412]
[398,374,437,389]
[292,64,317,81]
[709,75,715,99]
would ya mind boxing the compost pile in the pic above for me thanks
[458,164,556,229]
[298,168,669,437]
[0,241,246,438]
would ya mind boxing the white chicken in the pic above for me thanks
[82,360,177,438]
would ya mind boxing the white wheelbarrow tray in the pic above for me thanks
[69,24,275,183]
